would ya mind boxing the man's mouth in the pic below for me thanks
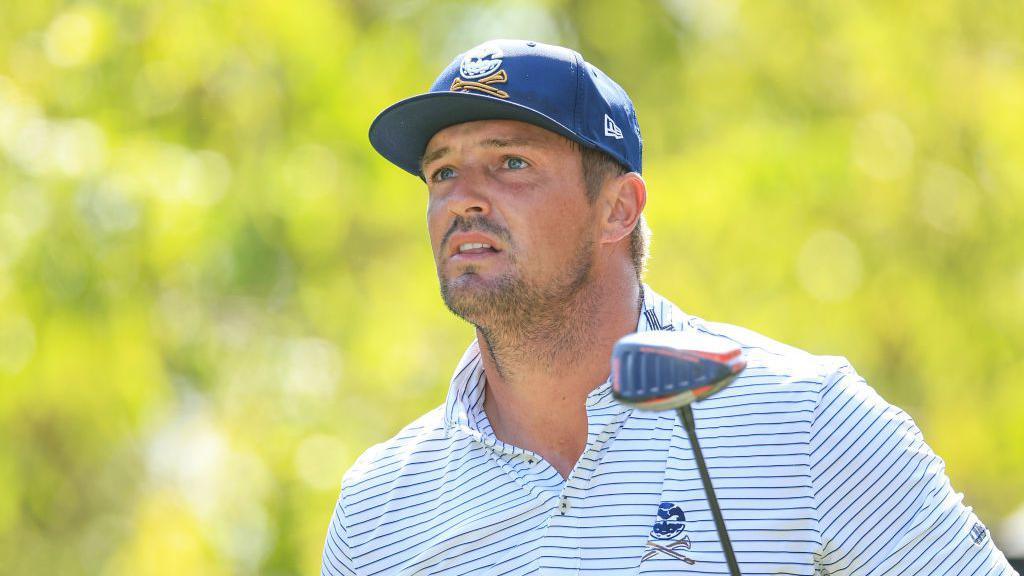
[451,242,502,262]
[457,242,499,255]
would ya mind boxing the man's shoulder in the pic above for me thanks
[340,404,452,495]
[333,403,489,552]
[690,317,858,392]
[680,318,872,454]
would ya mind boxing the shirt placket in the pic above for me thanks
[536,288,681,574]
[538,384,630,575]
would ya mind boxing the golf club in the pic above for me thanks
[611,330,746,576]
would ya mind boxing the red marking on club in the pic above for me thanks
[690,385,713,398]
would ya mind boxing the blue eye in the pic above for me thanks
[505,157,528,169]
[433,167,456,182]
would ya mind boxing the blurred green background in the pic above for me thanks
[1,0,1022,573]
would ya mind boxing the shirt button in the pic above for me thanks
[559,497,570,514]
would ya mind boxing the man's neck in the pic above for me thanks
[477,274,642,479]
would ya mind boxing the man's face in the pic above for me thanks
[421,120,599,328]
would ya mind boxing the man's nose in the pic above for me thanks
[445,171,491,217]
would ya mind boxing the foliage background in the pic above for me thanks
[0,0,1022,573]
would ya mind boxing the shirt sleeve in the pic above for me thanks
[809,361,1018,575]
[321,494,359,576]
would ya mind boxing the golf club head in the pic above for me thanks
[611,331,746,411]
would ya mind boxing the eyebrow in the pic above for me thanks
[479,137,537,148]
[419,137,541,172]
[420,146,449,170]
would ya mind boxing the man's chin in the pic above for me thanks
[439,273,517,324]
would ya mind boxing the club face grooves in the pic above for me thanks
[611,334,746,412]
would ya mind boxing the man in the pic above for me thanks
[322,39,1016,575]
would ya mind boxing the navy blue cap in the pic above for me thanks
[369,39,642,177]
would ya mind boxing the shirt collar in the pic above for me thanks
[443,284,691,431]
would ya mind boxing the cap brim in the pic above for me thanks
[368,91,580,177]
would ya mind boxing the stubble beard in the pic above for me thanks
[439,239,596,378]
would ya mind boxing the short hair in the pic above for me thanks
[569,141,651,279]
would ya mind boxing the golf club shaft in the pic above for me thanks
[678,405,741,576]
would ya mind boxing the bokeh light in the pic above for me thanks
[1,1,1022,573]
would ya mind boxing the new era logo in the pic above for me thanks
[970,522,988,545]
[604,114,623,139]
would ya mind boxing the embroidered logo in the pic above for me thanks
[460,45,503,78]
[450,71,508,99]
[970,522,988,545]
[604,114,623,139]
[643,502,697,565]
[651,502,686,539]
[451,44,509,99]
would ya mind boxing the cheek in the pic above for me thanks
[426,200,447,257]
[514,204,593,265]
[540,193,593,238]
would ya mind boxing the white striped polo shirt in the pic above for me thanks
[322,286,1017,575]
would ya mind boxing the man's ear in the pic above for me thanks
[599,172,646,246]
